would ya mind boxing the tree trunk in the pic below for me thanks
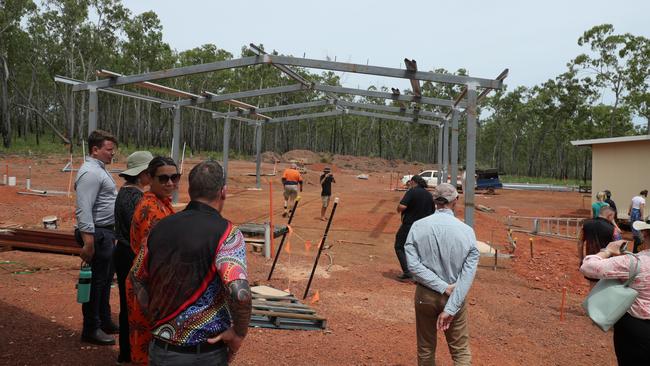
[0,55,11,148]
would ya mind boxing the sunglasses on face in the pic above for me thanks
[155,173,181,184]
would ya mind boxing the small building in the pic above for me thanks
[571,135,650,220]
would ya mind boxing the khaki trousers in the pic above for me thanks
[415,284,471,366]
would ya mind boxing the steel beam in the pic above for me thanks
[335,100,444,119]
[96,69,201,99]
[227,100,332,117]
[445,68,509,118]
[442,118,450,182]
[267,110,343,124]
[223,117,231,181]
[171,106,182,203]
[346,109,440,126]
[450,109,460,189]
[255,123,262,189]
[88,88,98,136]
[464,84,478,227]
[437,125,443,185]
[249,44,313,87]
[72,56,263,91]
[314,84,464,108]
[165,84,308,109]
[265,55,502,89]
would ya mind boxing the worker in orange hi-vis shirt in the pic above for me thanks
[281,163,303,217]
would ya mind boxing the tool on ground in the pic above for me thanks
[303,197,339,300]
[268,197,300,280]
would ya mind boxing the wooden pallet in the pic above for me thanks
[250,293,326,331]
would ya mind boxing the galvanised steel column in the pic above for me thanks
[436,125,443,185]
[464,84,478,227]
[450,109,460,189]
[88,87,98,136]
[222,117,231,181]
[255,122,262,189]
[171,106,181,203]
[442,118,450,183]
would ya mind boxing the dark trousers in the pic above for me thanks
[82,228,116,334]
[149,341,228,366]
[613,313,650,366]
[114,242,135,361]
[395,224,412,275]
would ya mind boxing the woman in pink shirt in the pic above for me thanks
[580,221,650,366]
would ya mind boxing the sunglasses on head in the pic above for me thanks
[155,173,181,184]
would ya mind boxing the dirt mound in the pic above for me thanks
[281,150,321,164]
[261,151,281,163]
[331,154,428,173]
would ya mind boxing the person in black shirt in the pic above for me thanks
[604,189,618,221]
[320,167,336,221]
[395,175,435,281]
[578,205,616,287]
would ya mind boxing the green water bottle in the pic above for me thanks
[76,265,92,303]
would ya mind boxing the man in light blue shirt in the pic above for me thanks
[405,183,479,366]
[74,130,119,346]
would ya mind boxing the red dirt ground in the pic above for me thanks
[0,153,620,365]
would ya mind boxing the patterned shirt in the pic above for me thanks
[152,227,247,345]
[74,157,117,233]
[581,251,650,319]
[130,192,175,254]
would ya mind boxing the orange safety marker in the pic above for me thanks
[560,286,566,322]
[529,237,534,258]
[310,290,320,304]
[305,239,312,252]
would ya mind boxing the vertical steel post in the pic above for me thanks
[88,87,98,136]
[171,106,181,203]
[222,117,231,181]
[255,122,262,189]
[442,118,450,183]
[450,109,460,188]
[464,83,478,227]
[436,126,443,185]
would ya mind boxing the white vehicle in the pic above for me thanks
[401,170,439,187]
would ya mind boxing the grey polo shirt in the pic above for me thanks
[405,208,479,316]
[75,157,117,233]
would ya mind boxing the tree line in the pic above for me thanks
[1,1,648,180]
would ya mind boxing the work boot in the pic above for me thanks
[397,273,412,282]
[81,328,116,345]
[101,321,120,335]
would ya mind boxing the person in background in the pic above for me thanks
[130,161,251,366]
[405,183,479,366]
[604,189,618,222]
[113,151,153,364]
[580,221,650,366]
[320,167,336,221]
[577,206,617,288]
[126,156,179,365]
[74,129,119,345]
[394,175,434,281]
[281,163,303,217]
[592,191,609,219]
[629,190,648,253]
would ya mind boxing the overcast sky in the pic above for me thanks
[121,0,649,94]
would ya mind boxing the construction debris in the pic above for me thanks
[250,292,326,331]
[477,204,495,213]
[356,174,369,180]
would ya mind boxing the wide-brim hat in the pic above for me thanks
[119,151,153,177]
[633,221,650,232]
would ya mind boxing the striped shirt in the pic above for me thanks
[581,250,650,319]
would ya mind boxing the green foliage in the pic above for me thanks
[501,175,589,186]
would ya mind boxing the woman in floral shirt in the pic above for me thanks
[126,156,179,365]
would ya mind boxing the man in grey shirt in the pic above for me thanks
[405,183,479,366]
[75,130,119,345]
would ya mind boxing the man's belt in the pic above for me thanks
[153,337,226,354]
[284,181,299,185]
[95,224,115,231]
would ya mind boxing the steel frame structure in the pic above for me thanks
[58,45,507,226]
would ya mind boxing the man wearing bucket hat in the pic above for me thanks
[113,151,153,363]
[404,182,479,366]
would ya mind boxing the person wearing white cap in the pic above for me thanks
[113,151,153,363]
[404,182,479,366]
